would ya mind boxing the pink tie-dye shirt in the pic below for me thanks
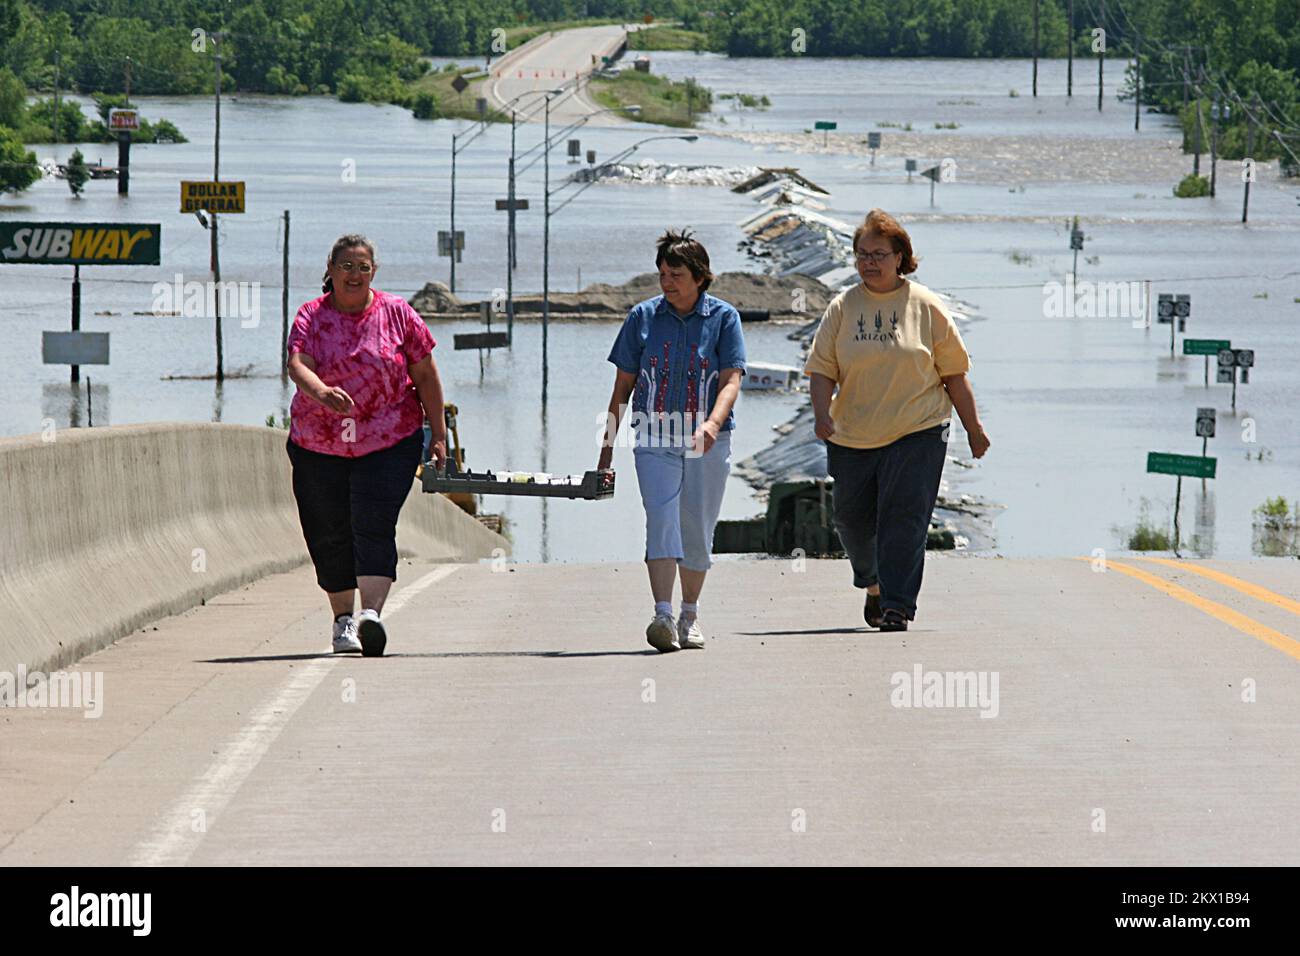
[287,289,435,457]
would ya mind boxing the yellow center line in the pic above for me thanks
[1127,556,1300,619]
[1078,557,1300,663]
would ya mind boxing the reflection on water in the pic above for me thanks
[1190,484,1216,557]
[41,380,110,430]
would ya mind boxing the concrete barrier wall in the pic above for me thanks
[0,423,507,673]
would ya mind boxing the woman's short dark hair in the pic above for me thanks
[322,234,378,294]
[655,229,714,292]
[853,209,919,275]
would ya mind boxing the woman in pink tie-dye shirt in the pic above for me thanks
[285,234,447,658]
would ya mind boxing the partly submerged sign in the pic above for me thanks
[1147,452,1216,479]
[0,222,161,265]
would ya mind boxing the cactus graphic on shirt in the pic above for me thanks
[654,341,671,414]
[890,310,899,331]
[685,345,699,416]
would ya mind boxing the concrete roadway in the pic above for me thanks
[487,24,640,126]
[2,554,1297,866]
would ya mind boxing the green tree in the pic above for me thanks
[65,146,89,196]
[0,126,41,194]
[0,66,25,129]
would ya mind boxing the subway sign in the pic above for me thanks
[180,180,245,214]
[0,222,161,265]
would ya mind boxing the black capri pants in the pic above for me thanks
[285,428,425,592]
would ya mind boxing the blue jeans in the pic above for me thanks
[824,424,948,619]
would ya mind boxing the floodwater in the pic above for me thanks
[3,56,1298,562]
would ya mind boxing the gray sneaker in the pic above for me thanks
[331,615,361,654]
[677,616,705,649]
[646,614,680,653]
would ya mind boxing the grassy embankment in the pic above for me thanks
[589,68,712,129]
[627,25,713,52]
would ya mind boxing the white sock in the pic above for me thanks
[680,601,698,621]
[654,601,673,618]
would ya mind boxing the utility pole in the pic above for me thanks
[1242,94,1258,224]
[52,50,60,146]
[281,209,290,377]
[1194,67,1204,176]
[1210,97,1220,197]
[1182,47,1190,110]
[212,31,225,383]
[1097,0,1105,111]
[1067,0,1074,97]
[1133,32,1140,131]
[1032,0,1039,97]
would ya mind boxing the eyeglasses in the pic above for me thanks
[854,250,897,264]
[334,260,374,274]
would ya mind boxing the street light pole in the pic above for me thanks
[450,131,457,294]
[543,94,552,403]
[212,31,224,383]
[507,113,516,346]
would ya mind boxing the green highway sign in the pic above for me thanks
[1183,338,1230,356]
[0,221,161,265]
[1147,452,1216,479]
[814,121,837,130]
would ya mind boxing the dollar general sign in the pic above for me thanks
[180,180,246,214]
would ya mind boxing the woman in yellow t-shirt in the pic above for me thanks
[804,209,990,632]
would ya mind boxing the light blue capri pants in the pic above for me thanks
[633,430,732,571]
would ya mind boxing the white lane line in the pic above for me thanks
[128,564,463,867]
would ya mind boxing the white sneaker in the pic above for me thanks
[678,616,705,649]
[356,608,388,657]
[332,615,361,654]
[646,613,680,653]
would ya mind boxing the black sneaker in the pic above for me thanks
[864,592,883,628]
[880,608,909,632]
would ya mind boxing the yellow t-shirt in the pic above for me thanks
[803,278,971,449]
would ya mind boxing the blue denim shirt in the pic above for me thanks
[608,292,747,445]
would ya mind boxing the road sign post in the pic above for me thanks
[867,131,881,166]
[921,164,941,207]
[814,120,836,147]
[1156,292,1190,355]
[495,196,529,346]
[1184,337,1230,386]
[1147,451,1217,551]
[1217,347,1254,412]
[109,109,138,196]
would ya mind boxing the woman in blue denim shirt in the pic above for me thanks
[598,230,747,653]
